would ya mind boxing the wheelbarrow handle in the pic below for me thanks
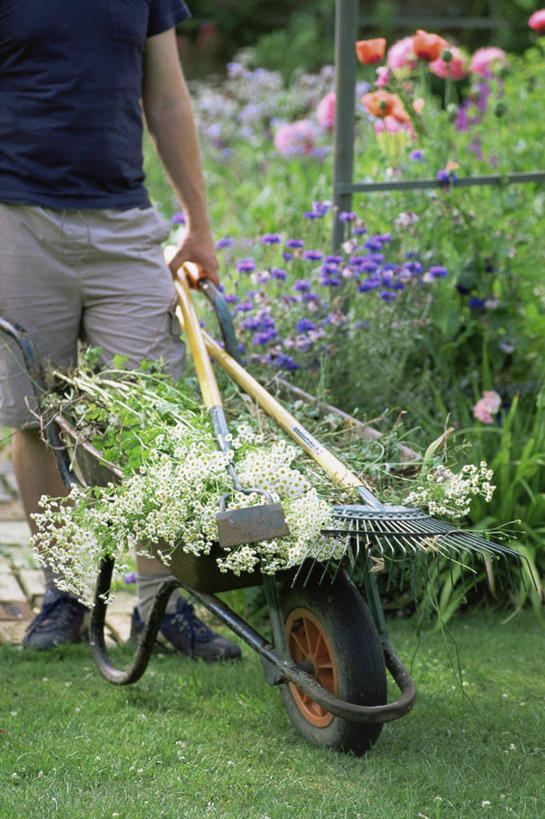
[197,278,243,364]
[178,261,241,363]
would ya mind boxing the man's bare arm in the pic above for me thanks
[142,28,219,285]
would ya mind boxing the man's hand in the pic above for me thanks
[168,230,220,287]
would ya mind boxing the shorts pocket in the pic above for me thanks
[108,0,151,45]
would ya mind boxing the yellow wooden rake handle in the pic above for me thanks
[174,265,222,411]
[174,284,362,493]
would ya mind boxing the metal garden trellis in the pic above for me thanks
[331,0,545,249]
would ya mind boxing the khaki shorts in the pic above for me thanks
[0,203,185,428]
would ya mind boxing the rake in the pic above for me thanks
[175,273,528,587]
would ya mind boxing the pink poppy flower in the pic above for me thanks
[473,391,501,424]
[375,66,390,88]
[430,47,468,80]
[469,47,508,77]
[387,36,418,75]
[316,92,336,130]
[529,9,545,32]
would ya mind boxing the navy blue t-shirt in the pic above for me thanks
[0,0,190,209]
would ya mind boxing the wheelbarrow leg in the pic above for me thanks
[89,555,181,685]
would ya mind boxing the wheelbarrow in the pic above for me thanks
[0,281,521,755]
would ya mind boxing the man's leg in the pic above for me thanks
[82,207,240,661]
[13,428,88,648]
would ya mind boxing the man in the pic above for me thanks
[0,0,240,660]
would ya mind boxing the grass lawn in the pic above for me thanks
[1,609,544,818]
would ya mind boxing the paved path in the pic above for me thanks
[0,453,135,646]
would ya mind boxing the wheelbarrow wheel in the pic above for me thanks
[279,571,387,755]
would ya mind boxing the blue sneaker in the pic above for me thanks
[131,597,241,662]
[22,590,88,650]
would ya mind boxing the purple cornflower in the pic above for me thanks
[277,354,300,371]
[253,329,278,345]
[364,237,383,251]
[321,262,339,276]
[410,149,425,162]
[293,279,312,292]
[271,267,287,281]
[224,294,239,304]
[325,255,343,264]
[437,169,458,188]
[215,237,234,249]
[358,279,380,292]
[429,265,449,278]
[172,211,186,224]
[302,250,324,261]
[469,297,486,309]
[236,258,256,273]
[285,238,305,248]
[357,259,379,274]
[304,211,323,219]
[261,232,281,245]
[296,318,317,333]
[312,200,331,215]
[381,270,394,286]
[320,277,341,287]
[235,301,253,312]
[338,211,358,222]
[240,316,261,331]
[380,290,397,303]
[283,252,293,261]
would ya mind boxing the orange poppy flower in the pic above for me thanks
[355,38,387,65]
[361,90,395,117]
[391,96,410,123]
[412,29,448,62]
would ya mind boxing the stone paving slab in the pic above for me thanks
[0,520,31,547]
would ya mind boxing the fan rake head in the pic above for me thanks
[293,502,531,592]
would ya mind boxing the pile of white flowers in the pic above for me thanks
[404,461,495,519]
[31,418,337,605]
[31,360,498,606]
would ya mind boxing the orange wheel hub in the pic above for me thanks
[285,607,339,727]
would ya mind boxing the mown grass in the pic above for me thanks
[1,610,544,819]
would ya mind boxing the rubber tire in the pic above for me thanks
[279,571,387,755]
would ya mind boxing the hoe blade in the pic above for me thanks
[216,503,290,548]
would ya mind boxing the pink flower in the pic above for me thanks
[412,97,425,114]
[387,36,418,75]
[274,120,317,157]
[429,46,468,80]
[316,92,336,129]
[469,47,508,77]
[374,115,408,134]
[374,66,390,88]
[529,9,545,32]
[473,391,501,424]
